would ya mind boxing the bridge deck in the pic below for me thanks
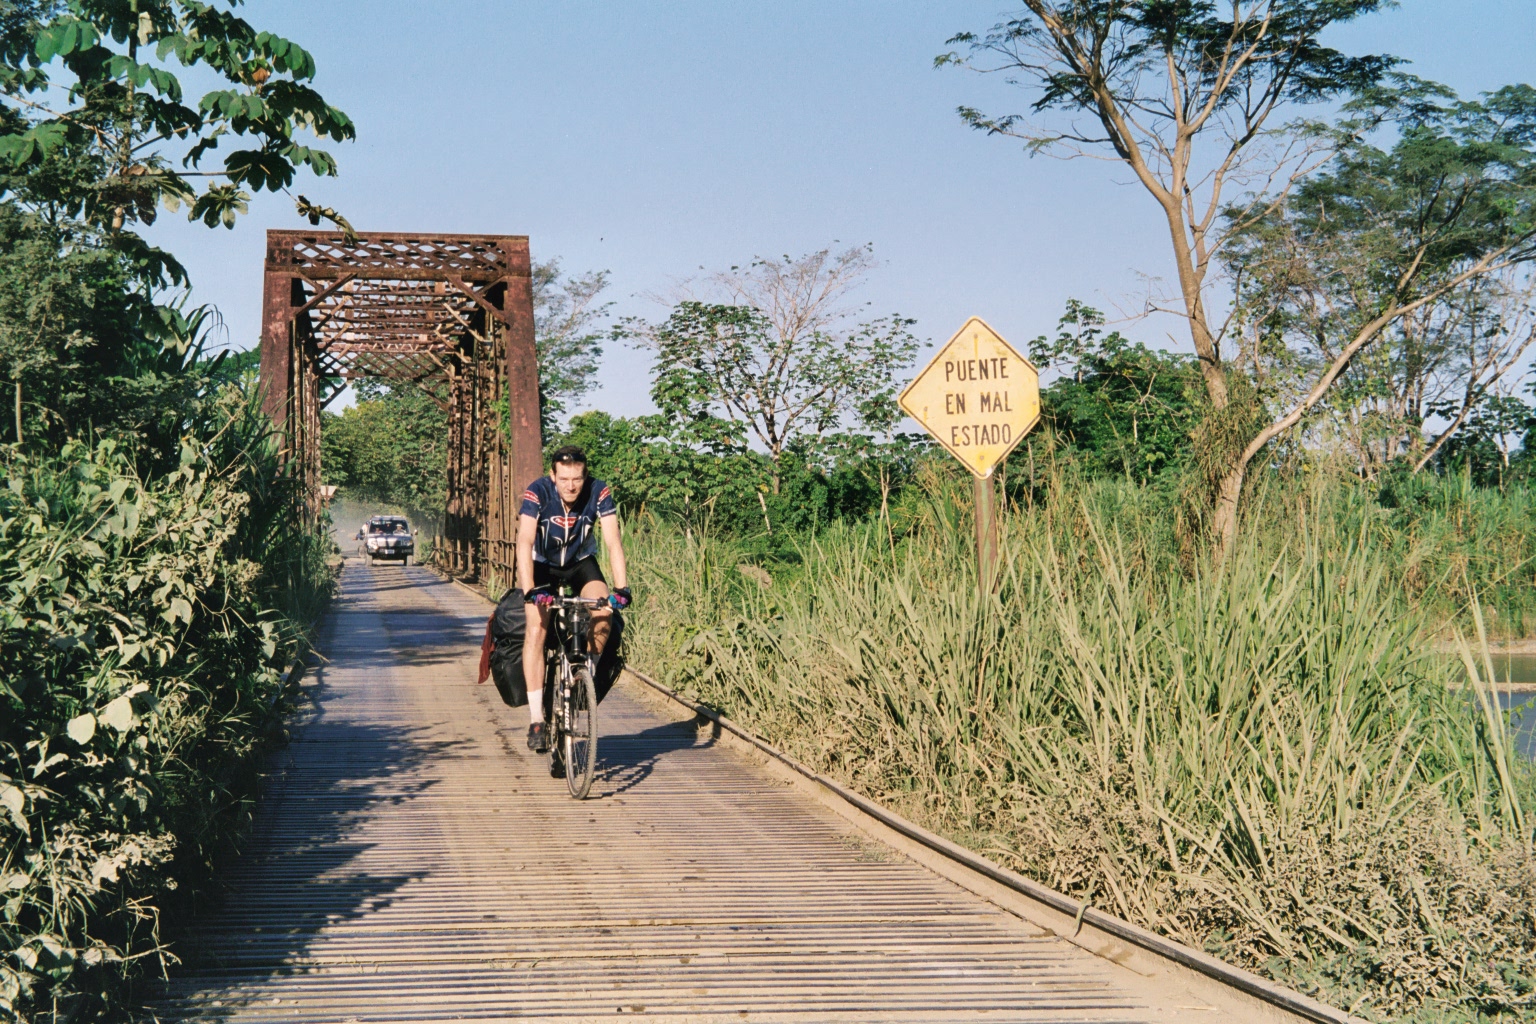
[151,563,1195,1023]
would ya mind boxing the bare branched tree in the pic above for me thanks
[944,5,1536,551]
[635,247,918,490]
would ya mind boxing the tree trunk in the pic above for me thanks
[1212,465,1245,561]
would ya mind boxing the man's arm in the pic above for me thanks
[600,514,627,591]
[517,513,538,593]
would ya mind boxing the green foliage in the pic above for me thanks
[532,258,612,433]
[940,2,1397,125]
[1028,300,1206,483]
[643,299,918,461]
[1224,78,1536,477]
[627,471,1536,1022]
[0,200,158,444]
[551,408,927,542]
[321,380,448,519]
[0,0,354,237]
[627,246,920,479]
[1431,394,1531,486]
[0,11,346,1015]
[0,421,324,1021]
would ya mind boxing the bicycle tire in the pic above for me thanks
[564,663,598,799]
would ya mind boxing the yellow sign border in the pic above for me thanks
[898,316,1041,479]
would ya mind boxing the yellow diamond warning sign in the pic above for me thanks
[899,317,1040,478]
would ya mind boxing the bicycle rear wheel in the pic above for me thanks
[564,663,597,799]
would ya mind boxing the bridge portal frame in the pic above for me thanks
[259,230,542,582]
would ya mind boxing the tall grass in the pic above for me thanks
[626,471,1536,1023]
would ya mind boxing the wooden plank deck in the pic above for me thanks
[148,561,1195,1023]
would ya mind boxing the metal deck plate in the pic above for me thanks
[150,563,1181,1023]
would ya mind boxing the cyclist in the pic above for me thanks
[517,445,630,754]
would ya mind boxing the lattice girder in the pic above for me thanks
[259,230,544,558]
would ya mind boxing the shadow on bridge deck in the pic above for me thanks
[143,560,1185,1024]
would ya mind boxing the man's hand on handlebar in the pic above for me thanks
[524,585,555,607]
[609,586,632,610]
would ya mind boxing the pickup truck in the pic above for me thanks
[357,516,416,566]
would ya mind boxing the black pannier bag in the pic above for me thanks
[593,609,624,704]
[554,608,624,705]
[488,588,529,708]
[489,587,625,708]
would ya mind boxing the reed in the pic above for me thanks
[625,472,1536,1022]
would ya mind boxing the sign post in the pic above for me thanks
[898,317,1040,590]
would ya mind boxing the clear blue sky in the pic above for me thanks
[144,0,1536,420]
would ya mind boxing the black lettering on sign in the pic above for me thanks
[944,361,956,382]
[945,393,966,415]
[978,391,1013,413]
[948,420,1023,448]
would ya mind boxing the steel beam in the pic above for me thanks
[260,229,541,582]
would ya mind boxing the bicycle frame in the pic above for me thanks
[541,590,604,798]
[545,593,597,685]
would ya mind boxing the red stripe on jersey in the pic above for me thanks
[522,490,539,503]
[598,486,611,501]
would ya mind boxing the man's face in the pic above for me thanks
[551,462,586,504]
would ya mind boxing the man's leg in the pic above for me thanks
[579,578,612,655]
[522,602,549,728]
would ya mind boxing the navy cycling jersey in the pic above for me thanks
[519,475,617,567]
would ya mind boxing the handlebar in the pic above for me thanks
[531,592,620,610]
[551,595,609,608]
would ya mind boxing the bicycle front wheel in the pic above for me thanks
[564,664,598,799]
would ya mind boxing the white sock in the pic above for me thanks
[527,691,544,725]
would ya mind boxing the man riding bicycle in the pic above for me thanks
[518,445,630,754]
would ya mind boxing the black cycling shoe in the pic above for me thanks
[526,722,549,753]
[549,750,566,779]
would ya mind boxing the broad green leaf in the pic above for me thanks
[99,695,135,733]
[65,713,95,745]
[167,597,194,624]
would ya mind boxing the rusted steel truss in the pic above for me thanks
[259,231,542,581]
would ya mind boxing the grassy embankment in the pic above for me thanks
[625,468,1536,1024]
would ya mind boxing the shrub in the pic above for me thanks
[0,436,317,1021]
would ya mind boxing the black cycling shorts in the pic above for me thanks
[531,556,606,596]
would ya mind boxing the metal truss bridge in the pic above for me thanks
[259,230,541,580]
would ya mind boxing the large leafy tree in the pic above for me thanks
[0,0,353,449]
[1,0,354,237]
[940,1,1399,549]
[1227,83,1536,479]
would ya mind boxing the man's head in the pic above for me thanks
[549,445,588,503]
